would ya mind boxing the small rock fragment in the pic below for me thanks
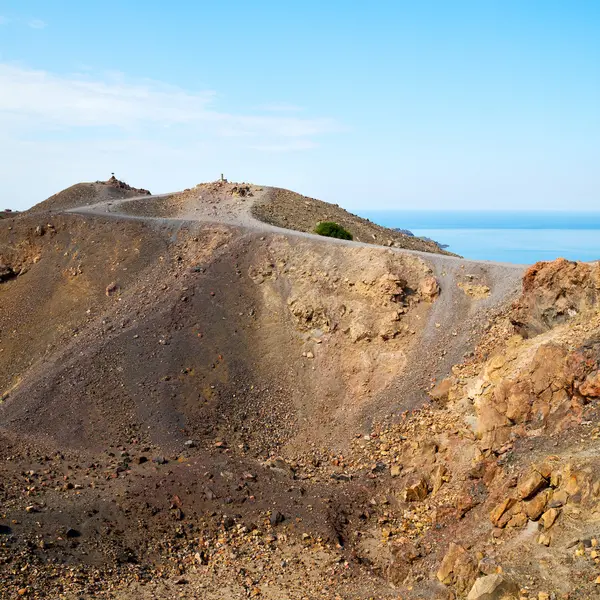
[403,476,430,502]
[490,498,516,527]
[390,464,402,478]
[270,511,285,526]
[541,508,560,529]
[467,574,519,600]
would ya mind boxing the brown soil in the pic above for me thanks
[111,181,457,256]
[28,176,150,214]
[2,179,597,599]
[252,186,457,255]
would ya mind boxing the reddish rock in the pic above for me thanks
[506,512,527,528]
[437,543,478,595]
[105,282,120,297]
[579,370,600,397]
[541,508,560,529]
[513,259,600,338]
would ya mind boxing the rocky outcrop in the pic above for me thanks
[512,259,600,337]
[470,337,600,451]
[437,543,479,595]
[102,175,150,195]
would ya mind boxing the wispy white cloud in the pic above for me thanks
[0,64,338,138]
[28,18,47,29]
[0,63,342,209]
[259,103,304,113]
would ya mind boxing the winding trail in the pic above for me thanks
[69,186,526,415]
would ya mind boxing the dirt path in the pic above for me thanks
[68,190,526,331]
[68,187,525,417]
[69,189,526,267]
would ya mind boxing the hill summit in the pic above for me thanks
[28,175,150,213]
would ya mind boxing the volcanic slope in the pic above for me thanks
[27,175,150,214]
[4,180,598,598]
[79,180,457,255]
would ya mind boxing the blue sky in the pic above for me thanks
[0,1,598,210]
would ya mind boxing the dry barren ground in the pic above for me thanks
[4,179,597,599]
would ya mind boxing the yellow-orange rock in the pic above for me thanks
[518,471,548,499]
[490,498,516,527]
[541,508,560,529]
[523,489,551,520]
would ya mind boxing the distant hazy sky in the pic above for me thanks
[0,1,598,210]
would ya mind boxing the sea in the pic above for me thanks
[357,210,600,265]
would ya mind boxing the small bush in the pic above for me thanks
[314,221,353,240]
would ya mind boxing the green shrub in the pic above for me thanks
[314,221,353,240]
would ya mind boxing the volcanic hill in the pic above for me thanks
[0,179,598,599]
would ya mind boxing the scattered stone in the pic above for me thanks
[506,512,527,528]
[331,472,352,482]
[429,378,452,402]
[523,489,551,520]
[0,264,16,283]
[403,476,430,502]
[580,371,600,397]
[541,507,560,529]
[538,533,551,546]
[65,528,81,538]
[105,282,120,297]
[466,574,519,600]
[390,464,402,477]
[431,464,448,494]
[518,470,548,500]
[270,511,285,526]
[437,543,478,595]
[490,498,517,526]
[458,282,491,299]
[549,489,569,507]
[418,276,440,301]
